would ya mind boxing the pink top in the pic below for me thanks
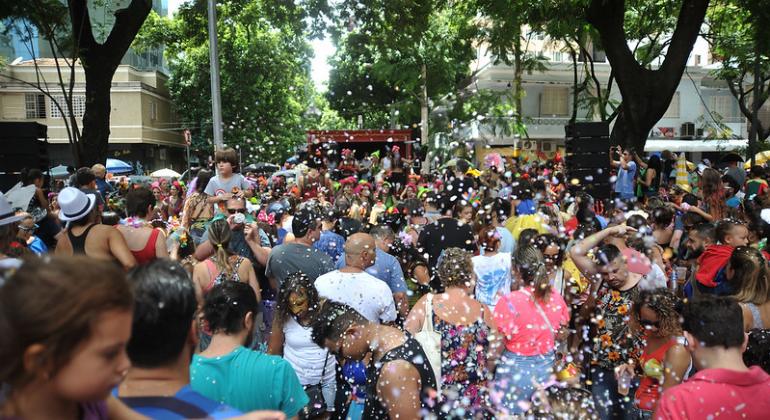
[655,366,770,420]
[493,286,569,356]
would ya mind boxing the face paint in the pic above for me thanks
[288,292,309,316]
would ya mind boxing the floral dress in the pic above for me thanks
[591,284,643,371]
[434,311,492,417]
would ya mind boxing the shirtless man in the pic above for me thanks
[55,187,136,270]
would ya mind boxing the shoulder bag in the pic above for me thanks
[414,293,442,392]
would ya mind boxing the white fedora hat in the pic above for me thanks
[0,193,25,227]
[58,187,96,222]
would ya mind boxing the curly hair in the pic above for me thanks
[274,272,321,326]
[632,288,682,337]
[436,247,474,288]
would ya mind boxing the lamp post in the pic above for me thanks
[207,0,224,151]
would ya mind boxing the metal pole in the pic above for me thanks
[208,0,224,151]
[186,145,191,181]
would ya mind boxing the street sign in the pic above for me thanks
[183,129,192,146]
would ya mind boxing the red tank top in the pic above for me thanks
[131,228,161,265]
[635,338,677,411]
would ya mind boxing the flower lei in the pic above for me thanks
[123,217,149,229]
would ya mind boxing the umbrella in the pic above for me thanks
[106,158,133,174]
[439,158,473,170]
[252,162,280,173]
[48,165,70,179]
[4,183,36,211]
[675,153,691,191]
[744,151,770,169]
[150,168,182,178]
[720,152,744,164]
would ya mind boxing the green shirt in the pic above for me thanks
[190,346,308,417]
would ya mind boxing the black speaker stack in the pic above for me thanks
[565,122,611,200]
[0,122,50,192]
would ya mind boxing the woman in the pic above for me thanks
[190,282,308,417]
[727,246,770,331]
[116,187,168,265]
[16,213,47,255]
[268,273,336,419]
[453,200,474,225]
[699,167,726,221]
[193,218,261,300]
[616,289,690,418]
[21,168,60,248]
[533,234,573,301]
[636,154,661,199]
[405,248,500,417]
[493,246,569,415]
[163,181,185,219]
[182,170,214,245]
[471,226,512,311]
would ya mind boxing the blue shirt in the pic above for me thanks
[516,199,536,215]
[314,230,346,263]
[190,346,308,417]
[115,386,242,419]
[336,248,407,293]
[614,161,637,196]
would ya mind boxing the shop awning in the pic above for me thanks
[644,139,747,153]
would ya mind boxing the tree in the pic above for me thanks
[708,0,770,160]
[138,0,317,163]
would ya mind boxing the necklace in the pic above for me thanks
[124,217,148,229]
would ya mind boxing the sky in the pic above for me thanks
[166,0,335,91]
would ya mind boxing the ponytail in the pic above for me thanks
[208,219,234,277]
[513,245,551,301]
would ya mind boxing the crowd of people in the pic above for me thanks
[1,143,770,419]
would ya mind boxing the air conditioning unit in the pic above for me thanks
[521,140,537,151]
[681,122,696,139]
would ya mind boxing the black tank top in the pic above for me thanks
[67,223,98,254]
[363,335,439,419]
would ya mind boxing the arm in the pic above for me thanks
[661,343,691,392]
[634,152,648,169]
[482,304,504,371]
[377,361,423,420]
[244,223,272,266]
[569,225,632,278]
[180,196,193,230]
[108,229,137,271]
[240,259,262,303]
[194,239,215,261]
[267,319,285,356]
[670,229,683,250]
[393,292,409,319]
[154,229,170,260]
[35,187,49,209]
[403,294,428,334]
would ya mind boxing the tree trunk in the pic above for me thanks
[80,64,115,166]
[587,0,710,151]
[420,63,429,145]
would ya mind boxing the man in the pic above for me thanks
[570,224,644,420]
[55,187,136,270]
[91,163,115,199]
[315,233,397,324]
[265,207,334,289]
[74,167,105,212]
[195,197,271,267]
[655,296,770,419]
[336,226,408,318]
[611,146,637,200]
[417,194,475,270]
[118,260,244,418]
[310,302,439,419]
[724,158,746,187]
[448,159,475,199]
[314,205,345,263]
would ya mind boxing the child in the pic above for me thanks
[0,257,140,420]
[746,165,768,200]
[690,219,749,296]
[615,289,691,418]
[205,148,253,214]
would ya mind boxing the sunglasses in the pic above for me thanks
[227,208,246,214]
[18,224,38,232]
[639,318,660,328]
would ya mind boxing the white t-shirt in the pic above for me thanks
[640,263,668,290]
[315,271,397,323]
[472,252,512,309]
[283,317,336,386]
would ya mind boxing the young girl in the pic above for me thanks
[616,288,691,418]
[0,256,140,420]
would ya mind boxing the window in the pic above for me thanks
[694,54,702,66]
[663,92,680,119]
[50,96,86,118]
[552,51,563,62]
[159,148,167,161]
[708,95,736,120]
[150,101,157,121]
[540,87,569,117]
[25,94,46,119]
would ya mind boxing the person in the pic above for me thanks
[74,167,106,214]
[404,247,500,417]
[611,146,637,201]
[313,205,346,263]
[163,181,185,220]
[205,148,253,214]
[471,226,512,311]
[690,219,749,296]
[315,233,397,324]
[0,257,140,420]
[698,167,726,222]
[726,246,770,331]
[453,200,474,225]
[20,167,60,248]
[182,169,214,245]
[91,163,115,199]
[192,218,261,301]
[655,296,770,419]
[268,273,337,419]
[16,212,48,255]
[55,187,137,270]
[614,289,690,418]
[533,234,576,301]
[417,194,476,270]
[635,154,661,199]
[570,225,645,420]
[724,158,746,187]
[493,246,570,415]
[265,207,334,289]
[190,282,308,417]
[309,302,439,419]
[116,187,169,265]
[116,260,247,419]
[336,226,409,318]
[196,197,270,269]
[745,165,767,200]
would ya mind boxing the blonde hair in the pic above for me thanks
[514,245,550,300]
[208,219,234,278]
[437,247,474,288]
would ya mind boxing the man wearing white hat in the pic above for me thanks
[54,187,136,270]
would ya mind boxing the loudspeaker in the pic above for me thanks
[0,122,49,192]
[565,122,611,199]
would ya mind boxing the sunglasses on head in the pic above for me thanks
[639,318,660,328]
[227,208,246,214]
[18,224,38,232]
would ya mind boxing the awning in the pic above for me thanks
[644,139,747,153]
